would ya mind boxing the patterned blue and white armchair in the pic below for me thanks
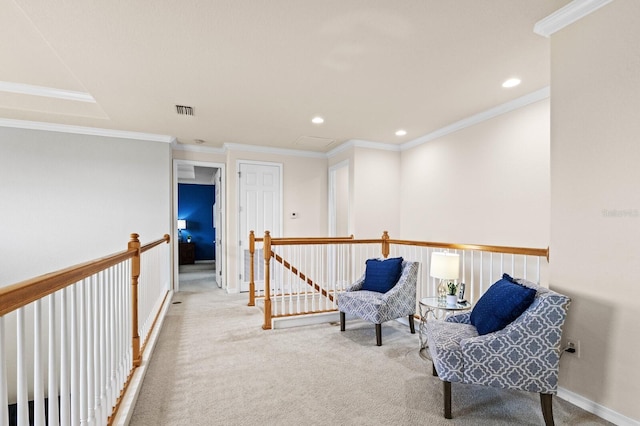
[425,274,570,426]
[338,259,419,346]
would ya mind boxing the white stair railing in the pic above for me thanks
[0,233,170,426]
[249,231,548,330]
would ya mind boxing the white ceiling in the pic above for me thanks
[0,1,569,153]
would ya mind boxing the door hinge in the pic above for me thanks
[239,273,242,279]
[238,171,241,178]
[239,240,242,246]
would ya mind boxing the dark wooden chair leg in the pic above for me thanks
[409,315,415,333]
[375,323,382,346]
[340,312,345,331]
[444,381,452,419]
[540,393,554,426]
[432,363,438,377]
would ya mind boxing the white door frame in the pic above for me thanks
[173,159,226,292]
[237,160,283,292]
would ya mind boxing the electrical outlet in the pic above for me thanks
[565,338,581,358]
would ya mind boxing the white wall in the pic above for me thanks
[399,99,550,248]
[550,1,640,421]
[0,127,172,287]
[352,147,401,239]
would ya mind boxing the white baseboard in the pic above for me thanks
[558,386,639,426]
[112,290,174,425]
[272,311,341,329]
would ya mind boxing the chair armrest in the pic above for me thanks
[345,274,365,292]
[379,262,418,317]
[446,312,471,324]
[381,262,418,300]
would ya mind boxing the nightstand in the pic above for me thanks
[179,242,195,265]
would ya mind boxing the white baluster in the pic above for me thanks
[98,270,107,425]
[86,277,95,425]
[109,267,117,410]
[70,285,79,426]
[60,289,70,426]
[48,293,59,426]
[0,317,9,426]
[79,280,88,426]
[33,299,45,426]
[17,308,28,426]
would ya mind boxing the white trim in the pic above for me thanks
[534,0,614,38]
[401,87,550,151]
[0,81,96,103]
[557,386,640,426]
[224,142,326,159]
[0,118,175,143]
[326,139,400,158]
[172,140,326,158]
[171,141,225,154]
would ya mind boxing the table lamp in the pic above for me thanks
[430,252,460,301]
[177,219,187,242]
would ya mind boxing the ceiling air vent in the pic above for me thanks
[175,105,194,116]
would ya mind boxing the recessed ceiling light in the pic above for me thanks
[395,129,407,136]
[311,116,324,124]
[502,78,521,88]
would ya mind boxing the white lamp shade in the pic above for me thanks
[430,252,460,280]
[177,219,187,230]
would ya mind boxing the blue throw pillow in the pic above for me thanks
[361,257,403,293]
[470,273,536,335]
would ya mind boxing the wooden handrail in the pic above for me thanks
[140,233,171,253]
[0,234,171,317]
[253,235,354,243]
[255,234,548,259]
[0,249,133,317]
[388,239,549,258]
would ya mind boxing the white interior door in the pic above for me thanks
[239,162,282,292]
[214,169,224,289]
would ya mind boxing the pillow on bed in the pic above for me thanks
[470,273,536,335]
[361,257,403,293]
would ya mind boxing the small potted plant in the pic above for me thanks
[187,235,192,243]
[446,281,458,306]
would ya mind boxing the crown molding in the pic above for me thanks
[0,118,175,143]
[534,0,613,38]
[326,139,400,158]
[2,85,551,156]
[172,140,326,159]
[171,140,225,154]
[223,142,327,159]
[401,87,550,151]
[0,81,96,103]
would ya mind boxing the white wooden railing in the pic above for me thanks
[0,233,171,426]
[248,231,548,330]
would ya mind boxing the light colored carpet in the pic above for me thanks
[129,269,611,426]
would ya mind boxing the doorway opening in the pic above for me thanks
[173,160,226,293]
